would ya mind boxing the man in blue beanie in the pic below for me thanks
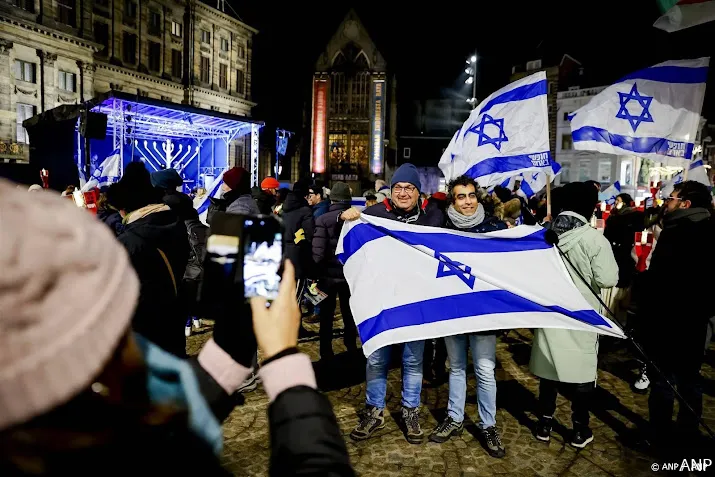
[344,163,444,445]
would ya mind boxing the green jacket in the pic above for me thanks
[529,212,619,383]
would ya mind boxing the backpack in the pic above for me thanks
[184,218,208,282]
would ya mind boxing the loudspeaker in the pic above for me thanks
[80,111,107,140]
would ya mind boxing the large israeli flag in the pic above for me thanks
[570,58,709,166]
[336,216,625,356]
[80,149,121,192]
[659,159,712,198]
[439,72,552,188]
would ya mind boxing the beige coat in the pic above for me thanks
[529,212,619,383]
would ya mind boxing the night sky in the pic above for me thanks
[233,0,715,135]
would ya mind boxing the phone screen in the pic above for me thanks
[243,217,282,300]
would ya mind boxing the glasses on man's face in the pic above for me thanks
[665,196,683,202]
[393,185,417,194]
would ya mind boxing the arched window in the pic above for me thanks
[354,51,369,69]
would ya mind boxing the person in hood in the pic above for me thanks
[0,181,354,475]
[207,167,259,225]
[642,181,715,448]
[529,181,618,449]
[150,169,208,338]
[112,162,190,357]
[281,182,315,283]
[429,175,507,457]
[307,184,330,219]
[311,182,358,360]
[252,177,279,215]
[342,163,444,445]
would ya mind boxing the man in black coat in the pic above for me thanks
[642,180,715,447]
[312,182,358,360]
[113,163,190,357]
[342,163,444,445]
[281,182,315,283]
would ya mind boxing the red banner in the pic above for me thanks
[311,80,327,173]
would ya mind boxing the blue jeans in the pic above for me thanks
[365,341,425,409]
[444,333,497,428]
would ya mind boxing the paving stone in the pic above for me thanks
[186,324,715,476]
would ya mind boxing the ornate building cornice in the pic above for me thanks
[0,15,100,52]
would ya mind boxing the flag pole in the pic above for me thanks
[545,175,552,218]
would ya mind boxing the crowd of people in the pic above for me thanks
[1,161,713,475]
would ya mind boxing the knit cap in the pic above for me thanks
[0,179,139,430]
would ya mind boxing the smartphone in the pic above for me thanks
[200,212,283,309]
[242,216,283,300]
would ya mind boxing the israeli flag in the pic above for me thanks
[659,159,712,198]
[80,149,121,192]
[336,215,625,356]
[500,163,562,199]
[196,177,225,225]
[599,181,621,205]
[439,72,552,188]
[570,58,709,166]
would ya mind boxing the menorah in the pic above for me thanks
[133,139,201,175]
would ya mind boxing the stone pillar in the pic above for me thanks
[36,50,57,112]
[0,39,14,143]
[78,61,96,101]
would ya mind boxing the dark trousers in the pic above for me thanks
[539,378,595,428]
[423,338,448,379]
[319,280,357,358]
[648,359,703,438]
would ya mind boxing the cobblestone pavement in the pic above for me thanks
[187,319,715,477]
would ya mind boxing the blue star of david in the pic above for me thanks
[434,251,476,289]
[466,113,509,151]
[616,83,654,132]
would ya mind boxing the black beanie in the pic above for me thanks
[115,162,161,212]
[561,182,598,220]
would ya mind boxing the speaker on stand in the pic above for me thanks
[79,109,108,181]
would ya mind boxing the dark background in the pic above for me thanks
[232,0,715,140]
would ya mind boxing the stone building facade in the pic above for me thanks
[0,0,256,165]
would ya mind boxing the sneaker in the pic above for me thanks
[429,416,464,443]
[633,365,650,394]
[350,406,385,441]
[481,425,506,458]
[535,416,553,442]
[184,325,191,337]
[570,427,594,448]
[236,372,259,393]
[192,318,202,329]
[401,406,425,444]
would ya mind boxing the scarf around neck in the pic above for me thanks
[447,203,485,229]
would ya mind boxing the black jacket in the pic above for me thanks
[118,208,190,357]
[97,208,124,237]
[252,186,276,215]
[313,202,351,281]
[603,207,645,288]
[163,191,199,222]
[268,386,355,477]
[282,192,315,279]
[642,208,715,367]
[363,198,444,227]
[444,214,508,233]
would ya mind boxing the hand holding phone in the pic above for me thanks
[249,260,300,360]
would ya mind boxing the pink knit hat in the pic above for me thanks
[0,179,139,430]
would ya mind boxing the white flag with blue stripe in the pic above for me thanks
[80,149,121,192]
[499,163,562,199]
[439,72,552,188]
[570,58,709,166]
[599,181,621,205]
[659,159,712,198]
[336,216,625,356]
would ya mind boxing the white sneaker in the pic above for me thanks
[633,368,650,394]
[185,326,192,337]
[192,318,202,329]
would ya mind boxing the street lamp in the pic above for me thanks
[465,52,478,108]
